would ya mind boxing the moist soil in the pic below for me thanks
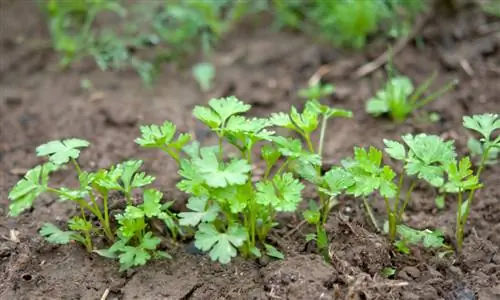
[1,1,499,299]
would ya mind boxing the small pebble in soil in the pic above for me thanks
[452,284,476,300]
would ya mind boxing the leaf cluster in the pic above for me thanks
[366,74,456,122]
[138,96,351,263]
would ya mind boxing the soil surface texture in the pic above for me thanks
[1,1,499,300]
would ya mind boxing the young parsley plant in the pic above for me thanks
[366,73,456,122]
[137,96,352,263]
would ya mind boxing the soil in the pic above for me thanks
[1,1,499,300]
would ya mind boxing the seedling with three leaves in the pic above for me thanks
[136,96,352,263]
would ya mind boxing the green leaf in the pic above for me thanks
[273,136,321,165]
[264,244,284,259]
[382,267,396,278]
[225,116,274,144]
[210,184,251,214]
[289,159,321,184]
[135,121,191,151]
[177,158,209,196]
[445,157,482,192]
[117,232,161,272]
[8,163,56,216]
[396,225,445,250]
[178,196,220,226]
[435,195,445,209]
[402,133,456,186]
[383,139,406,160]
[322,167,355,196]
[193,96,251,129]
[261,144,281,167]
[303,200,320,224]
[194,223,247,264]
[366,98,389,116]
[36,138,89,165]
[298,83,335,100]
[463,113,500,141]
[120,160,155,192]
[289,105,319,133]
[194,149,251,188]
[40,223,76,244]
[68,216,93,232]
[305,99,352,119]
[192,62,215,91]
[343,146,397,198]
[256,173,304,212]
[140,189,163,217]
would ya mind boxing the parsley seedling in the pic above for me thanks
[97,189,178,271]
[8,139,163,255]
[447,113,499,252]
[138,96,351,262]
[366,73,457,122]
[380,133,457,240]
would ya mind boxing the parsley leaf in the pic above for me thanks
[193,96,251,129]
[402,134,456,186]
[39,223,79,245]
[321,167,355,196]
[444,157,482,192]
[256,173,304,212]
[273,136,321,165]
[8,163,56,216]
[178,195,220,226]
[342,146,397,198]
[194,223,247,264]
[36,138,90,165]
[463,113,500,141]
[135,121,191,150]
[194,148,251,188]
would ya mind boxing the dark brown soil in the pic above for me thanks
[1,1,499,299]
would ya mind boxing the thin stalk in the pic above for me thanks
[275,159,290,177]
[394,173,405,214]
[363,198,380,232]
[71,158,82,175]
[398,180,416,221]
[383,197,397,241]
[304,135,315,154]
[79,205,93,252]
[414,79,457,110]
[455,190,464,252]
[317,116,329,158]
[161,146,180,164]
[102,193,110,235]
[457,146,491,252]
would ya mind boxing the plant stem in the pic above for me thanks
[383,197,397,241]
[455,189,464,252]
[363,197,380,232]
[456,146,490,252]
[317,116,329,158]
[161,146,179,164]
[79,205,93,252]
[71,158,82,175]
[275,159,290,177]
[398,179,416,221]
[394,173,405,214]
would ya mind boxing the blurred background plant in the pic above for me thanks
[37,0,429,86]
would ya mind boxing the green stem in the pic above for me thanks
[161,146,180,164]
[394,173,405,214]
[79,205,93,252]
[456,146,491,252]
[71,158,82,175]
[383,197,397,241]
[363,197,380,232]
[398,180,416,222]
[275,159,290,177]
[304,134,315,154]
[317,116,329,158]
[102,193,110,235]
[456,190,464,252]
[414,79,457,110]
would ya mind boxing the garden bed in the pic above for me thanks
[1,1,499,299]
